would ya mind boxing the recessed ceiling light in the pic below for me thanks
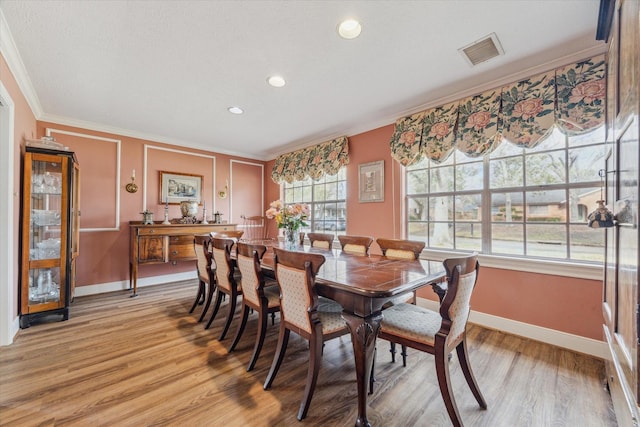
[337,19,362,39]
[267,75,286,87]
[228,106,244,115]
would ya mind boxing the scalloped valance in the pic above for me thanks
[271,136,349,184]
[390,55,605,166]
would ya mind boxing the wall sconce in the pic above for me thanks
[587,169,614,228]
[125,169,138,194]
[218,180,228,199]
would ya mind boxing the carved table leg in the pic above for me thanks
[342,310,383,427]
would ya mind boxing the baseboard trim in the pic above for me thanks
[74,271,197,297]
[416,297,607,359]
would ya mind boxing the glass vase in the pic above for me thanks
[284,227,298,249]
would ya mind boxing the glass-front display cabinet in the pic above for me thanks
[20,143,80,328]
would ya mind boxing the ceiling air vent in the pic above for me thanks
[458,32,504,66]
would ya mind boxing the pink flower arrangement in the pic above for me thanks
[265,200,309,230]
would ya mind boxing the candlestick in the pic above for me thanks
[202,206,209,224]
[162,202,171,224]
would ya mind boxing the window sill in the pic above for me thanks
[421,249,603,281]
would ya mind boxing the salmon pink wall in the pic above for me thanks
[2,53,38,320]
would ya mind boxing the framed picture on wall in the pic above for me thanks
[358,160,384,203]
[159,171,203,204]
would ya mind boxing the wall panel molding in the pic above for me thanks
[143,145,216,211]
[46,128,121,232]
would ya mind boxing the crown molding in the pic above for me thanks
[38,112,267,162]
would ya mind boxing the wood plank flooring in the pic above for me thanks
[1,281,616,426]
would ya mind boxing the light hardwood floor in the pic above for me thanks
[1,281,616,426]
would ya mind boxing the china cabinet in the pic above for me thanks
[19,145,80,328]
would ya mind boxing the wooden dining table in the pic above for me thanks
[254,241,447,427]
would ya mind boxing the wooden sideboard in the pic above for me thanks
[129,221,237,296]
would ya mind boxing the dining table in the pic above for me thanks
[251,240,447,427]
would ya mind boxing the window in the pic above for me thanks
[406,127,607,263]
[283,167,347,236]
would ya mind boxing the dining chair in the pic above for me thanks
[376,237,426,365]
[372,253,487,427]
[263,248,349,421]
[191,234,215,322]
[228,242,281,371]
[307,232,334,249]
[337,235,373,255]
[240,215,274,242]
[205,237,242,340]
[376,237,425,260]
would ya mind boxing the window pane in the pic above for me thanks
[429,223,453,249]
[407,169,428,194]
[568,145,606,183]
[525,190,565,222]
[455,223,482,251]
[569,224,604,262]
[430,166,454,192]
[337,180,347,199]
[526,150,565,186]
[528,127,566,153]
[490,140,524,158]
[456,161,483,191]
[491,224,524,255]
[302,185,313,202]
[492,192,523,222]
[407,221,428,241]
[570,187,600,222]
[568,126,605,146]
[407,157,430,171]
[526,224,567,258]
[490,156,523,188]
[408,197,428,221]
[429,196,453,221]
[455,194,481,220]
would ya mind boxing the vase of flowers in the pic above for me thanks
[266,200,309,249]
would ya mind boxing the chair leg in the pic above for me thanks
[198,280,216,322]
[401,345,408,367]
[369,346,377,395]
[219,291,238,340]
[189,280,205,313]
[205,291,224,330]
[247,307,269,372]
[228,304,250,352]
[435,348,463,427]
[389,341,396,363]
[264,325,290,390]
[297,332,323,421]
[456,340,487,409]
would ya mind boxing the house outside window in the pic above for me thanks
[282,167,347,236]
[406,126,607,263]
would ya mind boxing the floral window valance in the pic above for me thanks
[390,54,606,166]
[271,136,349,184]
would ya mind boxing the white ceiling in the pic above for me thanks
[0,0,605,161]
